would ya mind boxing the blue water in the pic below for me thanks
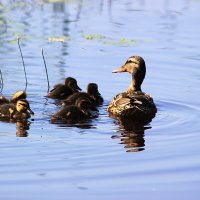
[0,0,200,199]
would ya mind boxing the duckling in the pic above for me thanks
[107,56,157,124]
[62,83,103,106]
[52,96,98,123]
[0,99,34,120]
[47,77,81,99]
[0,90,27,105]
[10,90,27,103]
[0,95,9,105]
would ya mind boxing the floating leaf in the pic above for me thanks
[48,36,70,42]
[83,33,139,46]
[83,34,106,40]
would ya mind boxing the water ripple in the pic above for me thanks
[154,99,200,135]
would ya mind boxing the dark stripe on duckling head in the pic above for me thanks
[16,99,34,115]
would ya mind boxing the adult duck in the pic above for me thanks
[52,97,98,123]
[47,77,81,99]
[107,55,157,124]
[62,83,103,106]
[0,99,34,120]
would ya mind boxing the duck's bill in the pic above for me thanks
[112,66,126,73]
[28,108,34,115]
[76,85,82,91]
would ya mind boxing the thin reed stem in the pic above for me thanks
[0,69,3,94]
[17,36,27,91]
[41,48,50,93]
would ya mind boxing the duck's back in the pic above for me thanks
[108,91,157,123]
[92,95,104,106]
[0,103,16,118]
[52,105,86,122]
[0,96,10,105]
[0,103,31,120]
[63,92,94,105]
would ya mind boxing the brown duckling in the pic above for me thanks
[47,77,81,99]
[52,96,98,123]
[107,55,157,124]
[0,99,34,120]
[10,90,27,103]
[62,83,103,106]
[0,90,27,105]
[0,95,9,105]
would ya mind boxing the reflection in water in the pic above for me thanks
[0,11,7,35]
[0,118,30,137]
[16,120,30,137]
[50,119,96,129]
[51,1,70,79]
[112,118,151,152]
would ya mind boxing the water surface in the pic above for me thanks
[0,0,200,199]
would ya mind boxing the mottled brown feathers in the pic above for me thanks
[108,56,157,123]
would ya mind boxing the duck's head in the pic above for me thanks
[16,99,34,115]
[64,77,81,92]
[75,97,98,111]
[112,56,146,91]
[87,83,101,96]
[11,90,27,103]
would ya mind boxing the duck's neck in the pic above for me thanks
[126,74,142,93]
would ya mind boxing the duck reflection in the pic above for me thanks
[112,118,151,152]
[50,119,96,129]
[16,120,30,137]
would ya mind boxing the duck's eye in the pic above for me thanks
[126,60,133,64]
[19,103,28,108]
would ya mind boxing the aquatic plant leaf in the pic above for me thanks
[48,36,70,42]
[83,33,139,46]
[83,34,106,40]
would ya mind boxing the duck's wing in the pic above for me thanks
[108,92,157,119]
[51,106,83,122]
[0,103,16,118]
[47,85,72,99]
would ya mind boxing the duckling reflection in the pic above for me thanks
[51,118,96,129]
[112,118,151,152]
[16,121,30,137]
